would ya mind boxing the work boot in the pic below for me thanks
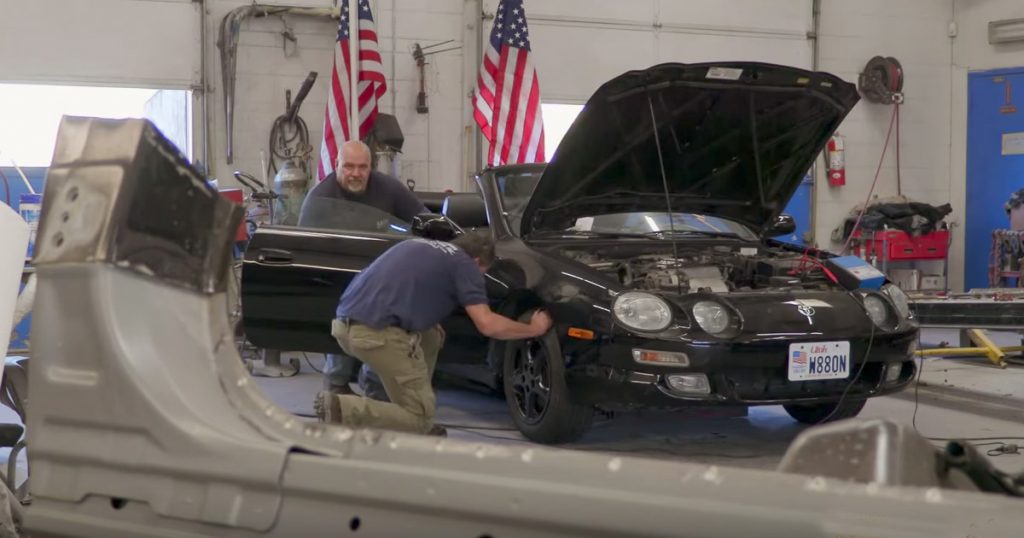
[314,391,343,424]
[323,376,355,395]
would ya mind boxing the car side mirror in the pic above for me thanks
[768,214,796,236]
[411,213,461,241]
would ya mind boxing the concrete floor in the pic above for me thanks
[257,335,1024,475]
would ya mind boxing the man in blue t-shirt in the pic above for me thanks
[301,140,427,397]
[314,231,552,436]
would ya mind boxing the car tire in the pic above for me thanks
[503,313,594,444]
[783,398,866,424]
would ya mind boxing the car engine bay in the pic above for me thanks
[559,244,831,294]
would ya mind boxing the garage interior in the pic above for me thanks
[2,0,1024,536]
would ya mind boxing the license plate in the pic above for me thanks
[788,341,850,381]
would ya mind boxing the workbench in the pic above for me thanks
[909,289,1024,329]
[908,289,1024,368]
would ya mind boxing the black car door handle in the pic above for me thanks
[257,248,294,264]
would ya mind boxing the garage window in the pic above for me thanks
[541,103,584,158]
[0,83,191,168]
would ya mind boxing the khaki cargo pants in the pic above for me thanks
[330,319,444,434]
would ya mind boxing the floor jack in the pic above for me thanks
[908,291,1024,368]
[915,328,1021,369]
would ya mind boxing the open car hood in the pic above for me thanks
[520,62,859,237]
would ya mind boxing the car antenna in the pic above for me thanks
[646,91,683,295]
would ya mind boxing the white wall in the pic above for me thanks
[950,0,1024,290]
[814,0,955,283]
[0,0,200,87]
[954,0,1024,70]
[516,0,813,103]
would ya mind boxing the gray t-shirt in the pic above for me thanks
[300,170,426,222]
[336,239,489,332]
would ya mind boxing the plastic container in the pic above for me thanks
[824,255,887,290]
[217,188,249,242]
[851,229,950,261]
[18,193,42,260]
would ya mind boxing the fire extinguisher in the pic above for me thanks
[826,133,845,186]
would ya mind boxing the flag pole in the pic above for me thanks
[348,0,360,141]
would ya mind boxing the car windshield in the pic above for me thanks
[295,197,411,235]
[493,169,755,240]
[494,169,543,237]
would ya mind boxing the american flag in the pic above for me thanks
[791,350,808,365]
[473,0,545,166]
[318,0,387,179]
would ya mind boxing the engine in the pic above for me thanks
[560,245,823,294]
[616,257,730,293]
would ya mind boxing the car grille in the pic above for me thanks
[720,363,884,401]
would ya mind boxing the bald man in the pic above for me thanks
[300,140,426,223]
[300,141,427,397]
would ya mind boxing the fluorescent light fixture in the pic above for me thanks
[989,18,1024,44]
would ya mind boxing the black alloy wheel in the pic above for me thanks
[502,312,594,444]
[508,339,551,425]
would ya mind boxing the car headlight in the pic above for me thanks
[882,283,912,319]
[692,300,731,335]
[612,292,673,332]
[863,294,892,328]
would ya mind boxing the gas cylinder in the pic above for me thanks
[273,159,310,225]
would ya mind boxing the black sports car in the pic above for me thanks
[241,62,919,443]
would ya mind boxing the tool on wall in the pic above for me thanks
[365,113,405,178]
[278,15,298,56]
[858,56,904,105]
[411,40,462,114]
[218,4,337,164]
[857,55,905,194]
[268,71,318,226]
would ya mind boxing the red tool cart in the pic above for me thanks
[849,228,951,292]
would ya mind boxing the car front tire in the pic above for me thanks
[502,313,593,444]
[783,398,866,424]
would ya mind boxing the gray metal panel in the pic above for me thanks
[35,116,242,294]
[21,117,1024,537]
[777,419,963,489]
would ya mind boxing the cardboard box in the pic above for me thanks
[920,275,945,290]
[887,268,921,291]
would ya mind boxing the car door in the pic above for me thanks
[241,198,410,353]
[431,193,496,365]
[434,272,507,365]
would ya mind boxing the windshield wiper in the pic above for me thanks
[531,229,652,240]
[642,230,739,239]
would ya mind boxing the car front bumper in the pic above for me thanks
[565,331,919,409]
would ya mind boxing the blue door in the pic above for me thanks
[966,69,1024,290]
[775,175,812,246]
